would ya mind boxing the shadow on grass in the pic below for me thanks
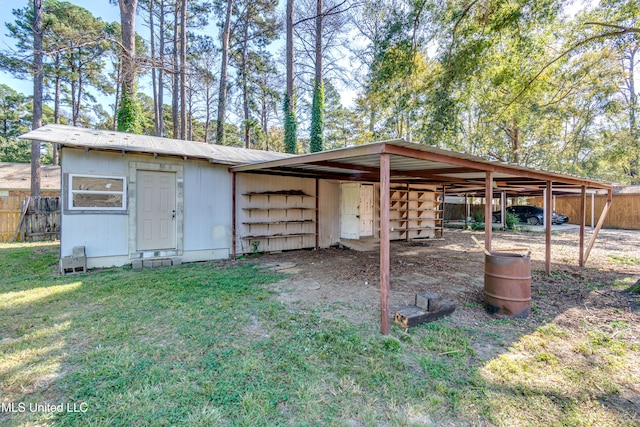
[1,240,639,426]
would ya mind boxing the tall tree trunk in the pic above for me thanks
[314,0,322,90]
[242,24,250,148]
[31,0,43,197]
[52,53,61,165]
[113,60,121,131]
[216,0,234,145]
[310,0,324,152]
[283,0,297,153]
[203,82,211,143]
[150,0,161,136]
[286,0,294,109]
[627,46,639,178]
[180,0,187,139]
[172,2,180,138]
[158,0,165,136]
[118,0,139,103]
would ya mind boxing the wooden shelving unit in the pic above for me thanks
[389,186,444,240]
[240,191,317,251]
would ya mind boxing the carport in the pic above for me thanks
[230,140,613,334]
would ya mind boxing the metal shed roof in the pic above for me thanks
[20,124,292,165]
[230,139,613,194]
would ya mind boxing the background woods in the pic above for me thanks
[2,0,640,185]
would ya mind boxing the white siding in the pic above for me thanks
[318,180,340,247]
[183,162,232,252]
[61,149,129,260]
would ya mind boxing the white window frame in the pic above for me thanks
[68,174,127,211]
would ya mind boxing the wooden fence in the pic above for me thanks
[529,193,640,230]
[0,196,61,242]
[0,196,22,242]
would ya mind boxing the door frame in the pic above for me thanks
[359,184,375,237]
[340,182,360,239]
[128,161,184,259]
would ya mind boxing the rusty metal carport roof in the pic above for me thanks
[230,139,614,334]
[229,139,612,194]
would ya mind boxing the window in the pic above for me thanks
[69,174,127,211]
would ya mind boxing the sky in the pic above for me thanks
[0,0,596,120]
[0,0,122,97]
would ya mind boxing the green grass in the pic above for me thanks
[1,242,639,426]
[608,254,640,266]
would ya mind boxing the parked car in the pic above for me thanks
[491,205,569,225]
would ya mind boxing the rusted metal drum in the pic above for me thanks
[484,252,531,318]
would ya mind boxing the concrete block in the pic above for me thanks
[162,259,172,267]
[143,259,155,268]
[416,291,442,312]
[152,260,162,268]
[60,256,86,275]
[131,260,143,270]
[171,258,182,266]
[72,246,86,257]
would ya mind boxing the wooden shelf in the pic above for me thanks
[390,217,443,222]
[242,220,316,225]
[391,226,441,232]
[243,233,317,239]
[242,207,315,211]
[243,192,314,197]
[389,185,445,240]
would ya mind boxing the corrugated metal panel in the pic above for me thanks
[20,124,291,165]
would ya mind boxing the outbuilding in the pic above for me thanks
[21,124,613,334]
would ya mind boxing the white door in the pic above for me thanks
[137,171,176,250]
[359,184,374,237]
[340,183,360,239]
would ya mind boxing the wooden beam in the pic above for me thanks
[244,167,379,182]
[545,181,552,275]
[579,185,586,267]
[313,160,380,173]
[381,143,612,189]
[484,172,493,252]
[230,143,386,172]
[583,188,613,265]
[380,153,391,335]
[232,172,237,259]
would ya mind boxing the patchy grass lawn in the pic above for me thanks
[1,242,638,426]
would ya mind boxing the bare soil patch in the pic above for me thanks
[240,227,640,361]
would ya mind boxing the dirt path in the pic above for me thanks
[239,227,639,355]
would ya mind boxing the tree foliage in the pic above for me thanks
[310,81,324,152]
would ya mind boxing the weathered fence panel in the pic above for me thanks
[0,196,22,242]
[529,193,640,230]
[21,197,61,242]
[0,196,61,242]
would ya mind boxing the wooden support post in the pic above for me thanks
[484,172,493,252]
[501,191,506,229]
[380,153,391,335]
[464,194,468,228]
[579,186,586,267]
[583,188,613,265]
[405,182,410,241]
[231,172,237,259]
[545,181,552,275]
[315,178,319,250]
[441,184,446,239]
[591,193,595,228]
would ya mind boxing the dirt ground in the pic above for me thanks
[240,227,640,360]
